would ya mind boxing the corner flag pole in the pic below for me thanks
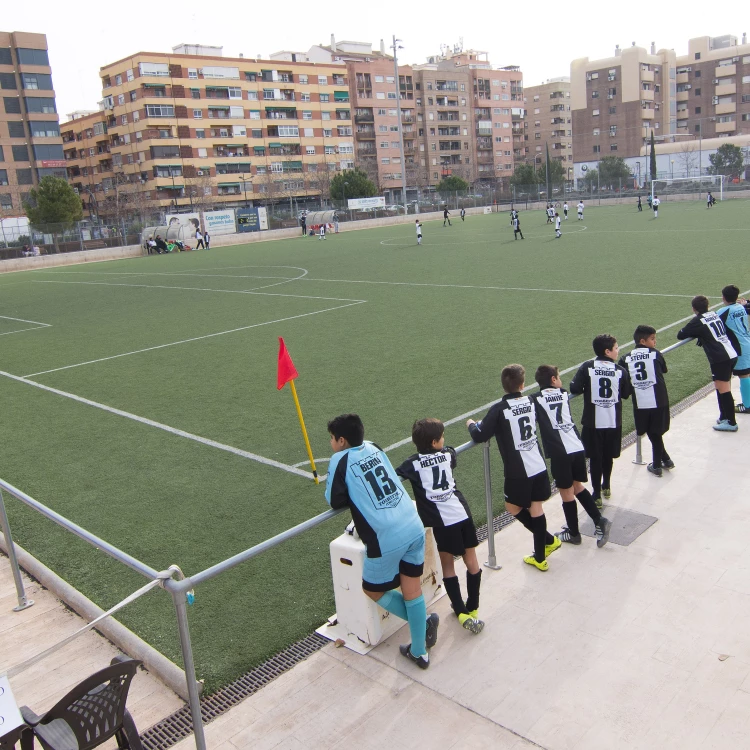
[289,379,319,484]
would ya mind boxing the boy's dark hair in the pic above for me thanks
[327,414,364,446]
[535,364,559,389]
[634,325,656,346]
[691,295,710,314]
[501,364,525,393]
[593,334,618,358]
[722,285,740,304]
[412,418,444,453]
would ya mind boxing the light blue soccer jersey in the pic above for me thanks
[325,441,423,557]
[718,303,750,370]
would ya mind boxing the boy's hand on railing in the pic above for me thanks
[466,419,476,428]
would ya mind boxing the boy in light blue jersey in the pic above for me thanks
[325,413,439,668]
[717,285,750,413]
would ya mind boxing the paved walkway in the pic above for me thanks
[170,383,750,750]
[0,564,183,747]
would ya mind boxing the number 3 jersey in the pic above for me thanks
[531,388,585,457]
[396,447,471,528]
[468,393,548,479]
[569,358,632,429]
[619,347,669,410]
[326,441,424,558]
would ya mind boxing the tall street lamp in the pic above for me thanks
[239,174,250,207]
[391,35,408,209]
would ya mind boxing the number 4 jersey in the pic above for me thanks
[326,441,424,558]
[619,347,669,410]
[396,448,470,528]
[570,358,632,429]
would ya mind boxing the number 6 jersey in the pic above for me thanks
[570,358,632,429]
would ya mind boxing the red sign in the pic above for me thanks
[40,160,67,168]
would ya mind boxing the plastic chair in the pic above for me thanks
[19,656,143,750]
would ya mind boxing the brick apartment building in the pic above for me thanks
[571,34,750,182]
[523,78,574,180]
[0,31,65,217]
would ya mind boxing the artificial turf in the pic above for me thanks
[0,197,747,692]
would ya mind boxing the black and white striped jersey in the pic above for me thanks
[678,311,739,364]
[396,447,470,528]
[531,388,585,457]
[619,347,669,410]
[468,393,548,479]
[570,358,632,429]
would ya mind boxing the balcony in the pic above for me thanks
[213,147,249,157]
[438,128,460,136]
[716,102,736,115]
[677,72,689,84]
[715,64,736,78]
[676,91,689,102]
[476,154,494,164]
[354,113,374,123]
[355,130,375,140]
[641,89,654,101]
[640,69,655,82]
[716,83,736,96]
[642,108,655,119]
[716,120,735,133]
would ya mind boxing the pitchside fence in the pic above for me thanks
[0,336,703,748]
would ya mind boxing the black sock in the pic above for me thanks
[465,570,482,613]
[562,500,580,536]
[515,508,553,544]
[602,457,614,490]
[720,391,736,425]
[576,488,602,524]
[648,432,664,467]
[531,515,548,563]
[662,448,671,462]
[443,576,468,616]
[589,458,602,497]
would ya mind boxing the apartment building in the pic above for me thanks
[93,45,354,212]
[571,34,750,181]
[0,31,65,216]
[524,78,574,179]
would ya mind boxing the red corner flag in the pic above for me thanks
[277,337,299,390]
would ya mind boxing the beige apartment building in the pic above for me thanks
[571,34,750,182]
[93,45,355,212]
[524,78,573,179]
[0,31,65,217]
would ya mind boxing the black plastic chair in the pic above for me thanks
[19,656,143,750]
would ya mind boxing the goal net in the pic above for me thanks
[651,175,725,202]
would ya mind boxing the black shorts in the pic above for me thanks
[580,426,622,460]
[433,517,479,557]
[634,407,670,436]
[504,472,551,508]
[549,452,588,489]
[733,367,750,376]
[710,358,737,382]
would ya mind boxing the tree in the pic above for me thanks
[677,142,698,178]
[535,159,565,184]
[329,167,377,201]
[597,156,632,189]
[582,168,599,190]
[510,164,537,187]
[435,175,469,193]
[24,176,83,228]
[649,131,657,181]
[708,143,744,177]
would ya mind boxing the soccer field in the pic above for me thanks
[1,198,748,691]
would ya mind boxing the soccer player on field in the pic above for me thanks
[325,414,439,668]
[318,223,327,240]
[577,200,584,220]
[570,335,633,508]
[717,285,750,414]
[707,191,714,208]
[512,213,524,240]
[397,419,484,635]
[415,219,423,246]
[460,207,466,222]
[466,365,561,572]
[652,195,660,218]
[554,212,562,239]
[619,326,675,477]
[563,201,569,220]
[678,295,739,431]
[443,207,452,227]
[546,204,554,223]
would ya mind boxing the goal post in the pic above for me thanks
[651,175,724,202]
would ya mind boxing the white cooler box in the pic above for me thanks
[316,527,444,654]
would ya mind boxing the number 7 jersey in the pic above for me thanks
[531,388,585,457]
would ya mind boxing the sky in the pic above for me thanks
[5,0,748,119]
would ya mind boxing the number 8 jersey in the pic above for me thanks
[570,358,632,429]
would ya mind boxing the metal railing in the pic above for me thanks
[0,334,706,749]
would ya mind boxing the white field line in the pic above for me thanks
[0,369,315,480]
[23,300,366,377]
[0,325,50,337]
[0,314,52,327]
[298,293,749,474]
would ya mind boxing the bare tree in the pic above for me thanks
[677,142,699,179]
[184,168,215,216]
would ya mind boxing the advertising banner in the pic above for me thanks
[258,206,269,230]
[347,196,386,210]
[165,213,201,241]
[203,209,236,236]
[237,208,260,233]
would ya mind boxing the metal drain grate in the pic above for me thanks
[139,383,715,747]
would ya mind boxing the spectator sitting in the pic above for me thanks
[32,245,41,256]
[154,236,169,254]
[21,244,32,257]
[147,236,157,254]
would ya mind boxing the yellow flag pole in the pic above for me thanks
[289,379,319,484]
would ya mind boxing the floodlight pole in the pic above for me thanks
[392,35,408,210]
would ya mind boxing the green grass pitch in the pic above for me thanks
[1,198,747,691]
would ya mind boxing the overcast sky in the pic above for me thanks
[5,0,747,119]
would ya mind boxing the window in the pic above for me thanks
[593,145,601,153]
[0,169,7,185]
[0,194,11,209]
[609,106,616,114]
[4,97,21,114]
[591,91,599,98]
[193,109,203,118]
[17,48,49,66]
[146,104,174,117]
[322,111,330,120]
[302,111,312,120]
[320,94,330,103]
[592,109,599,116]
[249,111,260,119]
[610,144,618,151]
[299,74,308,85]
[121,114,127,125]
[0,72,16,90]
[196,129,205,138]
[609,125,617,136]
[380,141,389,148]
[139,62,169,77]
[16,168,33,184]
[115,74,122,86]
[593,128,600,136]
[191,89,201,99]
[387,92,397,100]
[304,128,313,137]
[278,125,299,137]
[324,145,335,155]
[695,88,701,96]
[386,76,395,84]
[695,106,701,114]
[8,121,25,137]
[318,76,327,85]
[323,128,332,137]
[228,87,242,99]
[22,73,53,90]
[29,121,60,138]
[376,92,385,100]
[12,145,29,161]
[694,69,701,78]
[743,76,750,84]
[375,75,384,83]
[24,97,56,114]
[306,146,316,155]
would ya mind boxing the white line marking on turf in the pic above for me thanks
[31,279,364,303]
[0,314,52,327]
[23,301,366,377]
[0,369,315,480]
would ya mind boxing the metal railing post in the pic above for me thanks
[0,488,34,611]
[482,442,502,570]
[172,591,207,750]
[632,433,646,465]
